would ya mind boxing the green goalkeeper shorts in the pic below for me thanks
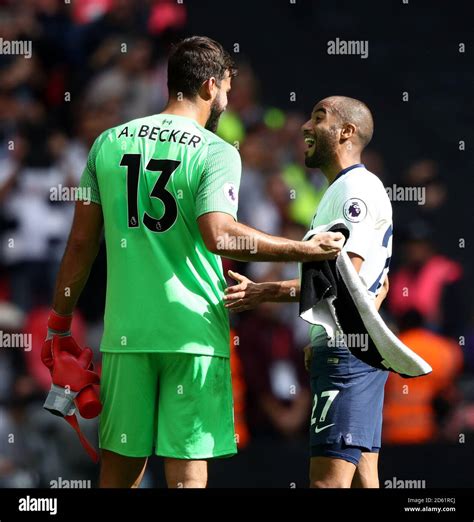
[99,352,237,459]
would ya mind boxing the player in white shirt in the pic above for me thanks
[225,96,391,488]
[308,162,393,345]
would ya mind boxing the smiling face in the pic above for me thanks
[301,103,340,169]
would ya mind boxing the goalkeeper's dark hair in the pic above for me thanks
[167,36,237,98]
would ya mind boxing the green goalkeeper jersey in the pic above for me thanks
[79,114,241,357]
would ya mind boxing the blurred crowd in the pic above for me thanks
[0,0,472,487]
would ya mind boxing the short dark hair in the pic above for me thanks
[321,96,374,149]
[167,36,237,98]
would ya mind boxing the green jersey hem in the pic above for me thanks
[99,346,230,358]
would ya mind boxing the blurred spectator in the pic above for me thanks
[76,0,149,68]
[0,301,26,403]
[247,222,309,348]
[238,130,278,232]
[0,120,68,311]
[388,221,466,338]
[404,160,447,212]
[0,390,42,488]
[230,329,250,449]
[383,310,463,444]
[225,62,263,130]
[236,304,310,439]
[84,36,157,122]
[392,159,450,238]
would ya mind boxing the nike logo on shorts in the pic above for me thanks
[314,423,335,433]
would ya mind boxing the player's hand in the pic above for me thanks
[224,270,265,312]
[303,343,313,372]
[307,231,345,260]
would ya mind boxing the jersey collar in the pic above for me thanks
[332,163,365,184]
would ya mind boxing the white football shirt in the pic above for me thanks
[308,163,393,345]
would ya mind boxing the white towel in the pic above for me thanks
[336,250,432,377]
[299,221,432,377]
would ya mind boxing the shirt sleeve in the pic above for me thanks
[78,135,104,205]
[195,140,241,220]
[333,182,380,260]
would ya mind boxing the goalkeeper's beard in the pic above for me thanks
[205,98,225,133]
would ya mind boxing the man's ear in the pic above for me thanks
[199,77,217,101]
[341,122,356,140]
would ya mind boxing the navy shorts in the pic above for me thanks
[309,342,388,466]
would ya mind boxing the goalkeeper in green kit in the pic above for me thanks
[45,36,344,488]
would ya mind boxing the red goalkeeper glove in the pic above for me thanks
[42,310,102,462]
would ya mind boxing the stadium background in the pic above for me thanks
[0,0,472,488]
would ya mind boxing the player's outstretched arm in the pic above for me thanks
[224,254,389,314]
[198,212,344,262]
[224,270,300,312]
[52,201,104,315]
